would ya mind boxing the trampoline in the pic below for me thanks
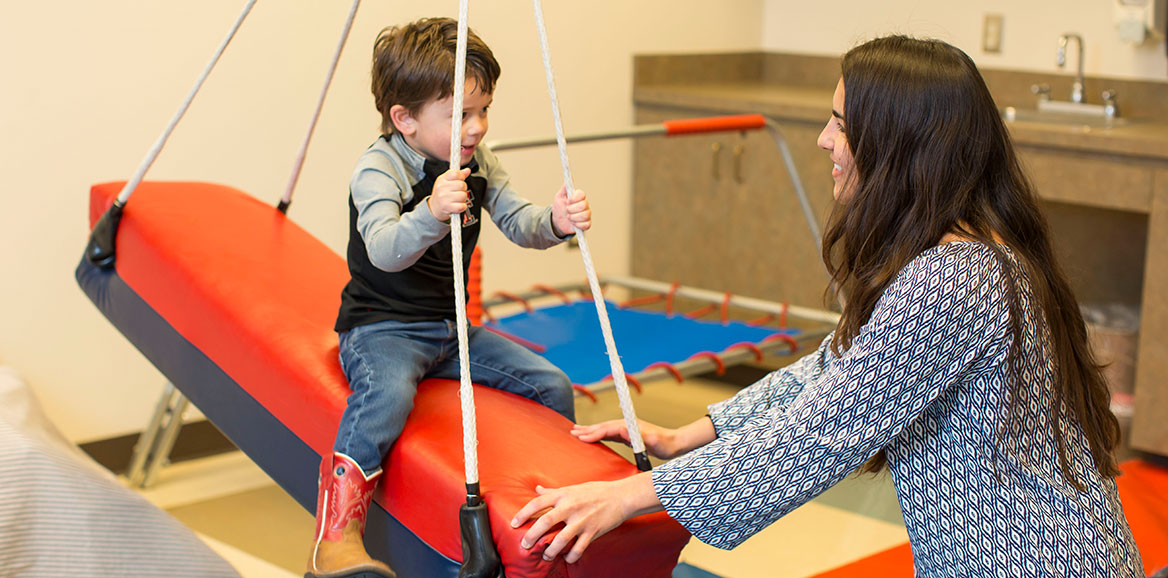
[477,275,836,401]
[492,300,792,387]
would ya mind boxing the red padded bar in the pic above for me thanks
[89,182,688,577]
[662,114,767,136]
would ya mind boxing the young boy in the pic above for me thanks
[306,17,590,578]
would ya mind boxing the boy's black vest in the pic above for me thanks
[335,157,486,332]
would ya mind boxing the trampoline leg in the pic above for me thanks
[126,382,189,488]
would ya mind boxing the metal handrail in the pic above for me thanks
[486,113,768,151]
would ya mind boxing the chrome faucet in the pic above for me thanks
[1056,33,1085,103]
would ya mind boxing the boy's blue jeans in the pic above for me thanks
[334,318,576,473]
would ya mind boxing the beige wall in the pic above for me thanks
[0,1,763,442]
[764,0,1168,81]
[13,1,1157,443]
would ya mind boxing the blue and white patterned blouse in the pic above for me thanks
[652,242,1143,576]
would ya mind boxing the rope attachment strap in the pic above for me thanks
[86,0,259,269]
[531,0,650,472]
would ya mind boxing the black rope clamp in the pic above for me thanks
[85,202,125,270]
[458,483,503,578]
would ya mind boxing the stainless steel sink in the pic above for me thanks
[1001,106,1128,128]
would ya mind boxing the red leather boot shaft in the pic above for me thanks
[313,453,381,542]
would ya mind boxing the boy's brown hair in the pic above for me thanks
[371,17,501,135]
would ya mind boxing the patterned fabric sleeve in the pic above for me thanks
[652,244,1011,549]
[706,334,834,436]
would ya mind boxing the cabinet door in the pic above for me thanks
[632,107,733,294]
[632,106,836,311]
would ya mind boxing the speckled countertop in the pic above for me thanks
[635,82,1168,162]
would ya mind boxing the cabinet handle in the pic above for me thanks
[711,142,722,180]
[732,144,744,184]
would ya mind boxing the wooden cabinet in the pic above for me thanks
[1025,147,1156,213]
[632,105,836,310]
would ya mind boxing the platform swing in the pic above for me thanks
[77,1,693,576]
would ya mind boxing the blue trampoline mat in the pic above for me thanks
[487,300,798,385]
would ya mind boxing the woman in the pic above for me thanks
[510,36,1143,575]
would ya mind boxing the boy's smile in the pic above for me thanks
[395,78,492,167]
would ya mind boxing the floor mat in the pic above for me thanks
[808,458,1168,577]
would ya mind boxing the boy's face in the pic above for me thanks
[394,78,492,167]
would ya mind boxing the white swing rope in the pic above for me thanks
[449,0,482,498]
[278,0,362,212]
[531,0,650,470]
[114,0,258,206]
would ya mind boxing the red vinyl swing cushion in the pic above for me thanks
[88,181,689,577]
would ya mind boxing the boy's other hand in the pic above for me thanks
[552,186,590,237]
[428,168,472,223]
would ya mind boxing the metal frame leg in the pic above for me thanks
[125,382,190,488]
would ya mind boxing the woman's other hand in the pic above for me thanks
[510,473,661,564]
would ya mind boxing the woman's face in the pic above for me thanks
[816,79,855,200]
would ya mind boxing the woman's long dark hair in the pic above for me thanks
[824,36,1119,488]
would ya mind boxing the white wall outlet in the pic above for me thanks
[1114,0,1166,43]
[1117,13,1148,43]
[983,14,1004,54]
[1116,0,1150,44]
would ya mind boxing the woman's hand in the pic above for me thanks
[551,185,590,237]
[427,168,471,223]
[572,417,716,460]
[571,420,679,460]
[510,473,662,564]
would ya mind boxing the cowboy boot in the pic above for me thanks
[305,452,395,578]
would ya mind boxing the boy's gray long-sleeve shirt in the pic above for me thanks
[334,132,568,330]
[351,132,563,273]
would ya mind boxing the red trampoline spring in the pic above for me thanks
[605,373,642,394]
[686,351,726,375]
[684,303,716,319]
[746,302,788,328]
[577,281,598,302]
[720,291,733,325]
[490,291,533,313]
[573,384,598,403]
[762,333,799,353]
[619,294,664,308]
[726,342,765,362]
[665,282,681,316]
[531,284,573,304]
[643,361,684,384]
[627,374,643,394]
